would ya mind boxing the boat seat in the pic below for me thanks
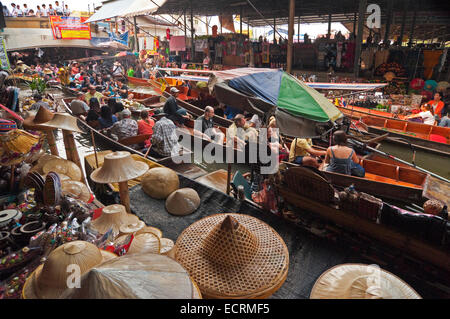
[231,170,252,200]
[118,134,151,147]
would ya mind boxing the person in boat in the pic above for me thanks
[114,79,128,99]
[227,114,258,150]
[105,108,138,144]
[71,62,80,76]
[142,67,150,79]
[108,98,124,117]
[426,92,445,122]
[248,113,262,129]
[405,104,435,125]
[288,136,326,169]
[163,87,192,125]
[85,85,105,105]
[324,130,365,177]
[86,98,101,129]
[98,105,118,129]
[224,105,243,120]
[127,66,135,78]
[29,93,50,111]
[112,62,124,78]
[149,113,182,158]
[194,106,225,144]
[69,92,89,117]
[137,109,155,149]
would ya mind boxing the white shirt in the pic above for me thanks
[15,8,23,16]
[23,7,29,15]
[249,114,262,129]
[419,111,435,125]
[55,6,63,14]
[41,8,48,16]
[64,8,70,16]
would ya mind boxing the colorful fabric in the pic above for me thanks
[0,119,17,133]
[169,36,186,52]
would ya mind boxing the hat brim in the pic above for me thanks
[174,213,289,299]
[22,250,117,299]
[23,116,54,132]
[309,263,422,299]
[90,160,149,184]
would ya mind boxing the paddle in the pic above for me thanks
[349,138,450,183]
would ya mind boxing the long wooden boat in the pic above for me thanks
[275,167,450,275]
[354,115,450,157]
[282,140,431,204]
[339,105,401,120]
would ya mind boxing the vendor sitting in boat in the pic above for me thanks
[289,136,326,169]
[105,109,138,147]
[163,87,192,126]
[194,106,225,144]
[69,92,89,117]
[226,114,258,150]
[404,104,435,125]
[148,112,182,158]
[324,130,365,177]
[85,85,105,105]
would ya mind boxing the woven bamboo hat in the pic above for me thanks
[141,167,179,199]
[22,241,117,299]
[310,264,422,299]
[0,129,43,166]
[136,226,163,238]
[165,188,200,216]
[174,213,289,299]
[43,158,82,181]
[119,220,145,235]
[90,204,139,235]
[90,151,149,184]
[61,180,91,203]
[38,112,83,133]
[115,232,161,254]
[23,106,55,131]
[59,253,201,299]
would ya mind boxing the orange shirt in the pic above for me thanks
[138,119,155,147]
[429,100,445,118]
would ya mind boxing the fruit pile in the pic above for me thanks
[375,62,406,77]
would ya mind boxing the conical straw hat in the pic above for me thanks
[116,233,160,254]
[43,158,82,181]
[136,226,163,238]
[160,238,174,256]
[90,204,139,235]
[174,214,289,299]
[0,129,40,154]
[141,167,179,199]
[309,264,422,299]
[61,180,91,203]
[38,112,83,133]
[30,154,61,174]
[59,253,201,299]
[22,241,117,299]
[23,106,55,131]
[90,151,149,184]
[165,188,200,216]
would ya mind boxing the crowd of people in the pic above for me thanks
[4,1,70,17]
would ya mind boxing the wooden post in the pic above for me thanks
[184,9,187,50]
[62,129,86,184]
[353,12,357,36]
[240,6,243,34]
[226,163,231,195]
[287,0,295,74]
[327,13,332,39]
[247,17,250,38]
[408,4,417,48]
[383,0,393,44]
[297,17,300,42]
[354,0,367,79]
[273,18,276,43]
[62,129,73,162]
[118,181,131,213]
[115,17,118,33]
[46,130,59,156]
[133,16,139,52]
[9,165,15,192]
[190,3,195,62]
[90,129,99,169]
[398,0,407,46]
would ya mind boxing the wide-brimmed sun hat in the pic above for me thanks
[115,232,160,255]
[22,106,55,131]
[61,180,91,203]
[174,213,289,299]
[38,112,83,133]
[59,253,201,299]
[141,167,179,199]
[165,188,200,216]
[90,204,140,236]
[22,241,117,299]
[42,158,82,181]
[90,151,149,184]
[309,264,422,299]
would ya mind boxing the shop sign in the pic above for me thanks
[49,16,91,40]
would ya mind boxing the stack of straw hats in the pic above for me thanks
[22,241,117,299]
[90,204,139,236]
[309,264,421,299]
[59,253,202,299]
[174,213,289,299]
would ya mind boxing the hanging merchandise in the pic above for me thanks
[166,28,171,40]
[423,80,437,92]
[423,50,442,80]
[410,78,425,90]
[153,37,159,50]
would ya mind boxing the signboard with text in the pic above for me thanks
[49,16,91,40]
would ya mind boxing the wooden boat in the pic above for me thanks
[282,141,430,204]
[276,166,450,274]
[60,98,198,172]
[354,115,450,157]
[338,105,401,120]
